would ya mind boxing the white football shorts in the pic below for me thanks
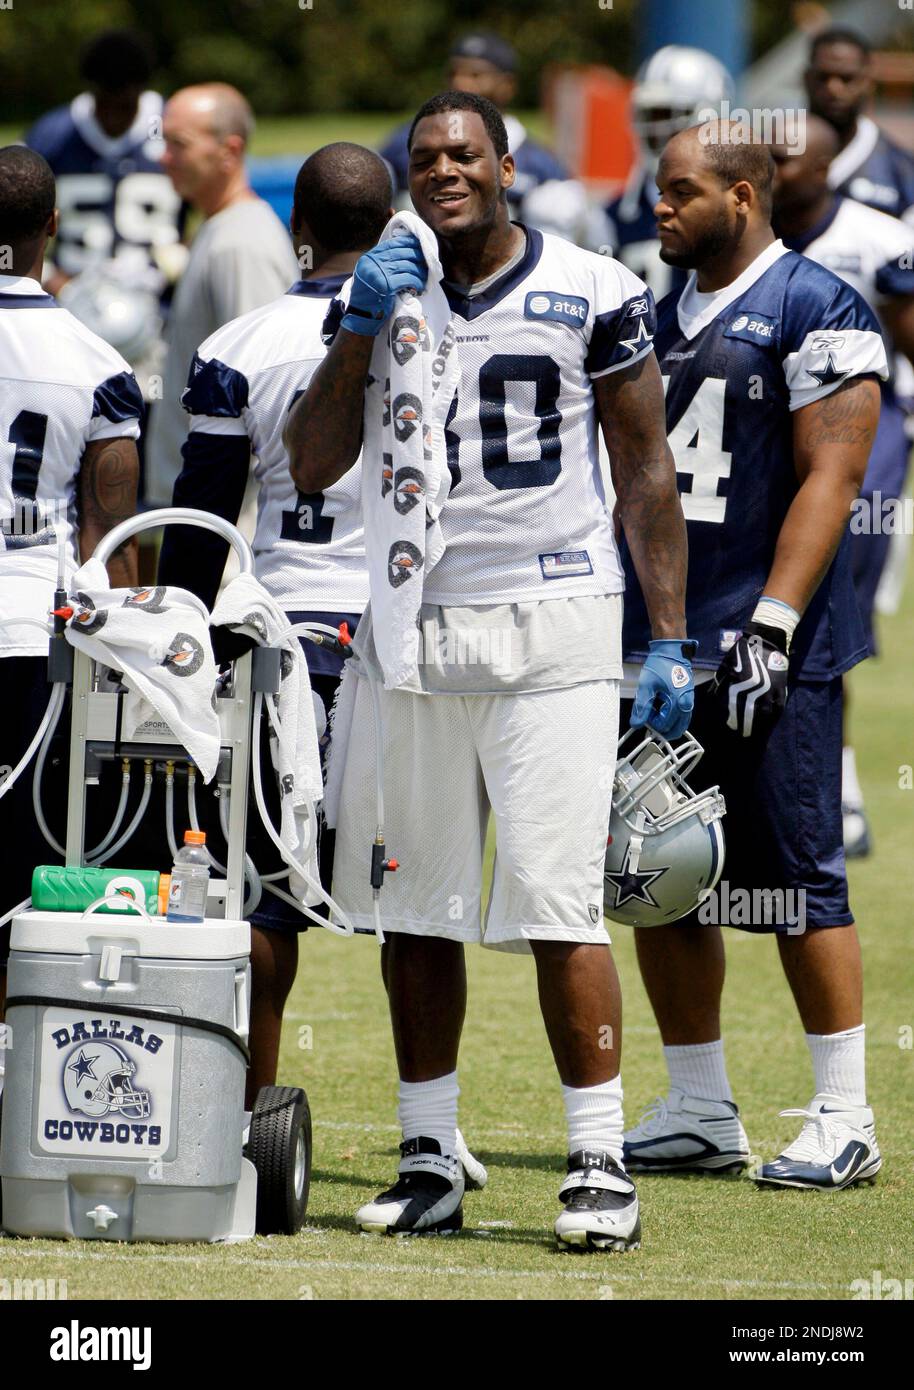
[332,676,619,952]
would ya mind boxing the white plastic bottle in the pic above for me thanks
[166,830,210,922]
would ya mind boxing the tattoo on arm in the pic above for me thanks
[78,436,140,585]
[800,382,878,451]
[596,353,688,639]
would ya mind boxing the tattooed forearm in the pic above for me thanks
[284,329,374,491]
[77,436,140,587]
[595,354,688,639]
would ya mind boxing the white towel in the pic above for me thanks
[341,210,460,689]
[211,572,322,900]
[66,559,221,780]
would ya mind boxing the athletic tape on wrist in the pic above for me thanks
[752,597,800,649]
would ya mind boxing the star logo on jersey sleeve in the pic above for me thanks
[617,315,654,359]
[604,842,669,909]
[807,351,849,388]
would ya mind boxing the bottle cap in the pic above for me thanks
[184,830,206,845]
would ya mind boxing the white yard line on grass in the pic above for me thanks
[3,1245,844,1294]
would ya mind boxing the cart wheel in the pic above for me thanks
[247,1085,311,1235]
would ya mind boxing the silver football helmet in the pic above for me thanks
[604,728,726,927]
[59,265,161,366]
[62,1041,152,1119]
[632,45,735,173]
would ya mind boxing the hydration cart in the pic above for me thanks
[0,511,313,1242]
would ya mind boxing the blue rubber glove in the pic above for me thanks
[631,638,697,740]
[341,235,428,336]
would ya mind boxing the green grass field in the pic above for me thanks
[0,112,554,160]
[2,558,913,1302]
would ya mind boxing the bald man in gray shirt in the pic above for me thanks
[147,83,298,505]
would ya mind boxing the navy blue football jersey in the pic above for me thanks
[25,92,182,283]
[621,242,889,682]
[603,169,687,302]
[827,116,914,223]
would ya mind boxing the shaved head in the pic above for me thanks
[161,83,256,211]
[675,122,775,216]
[167,83,254,145]
[655,122,775,279]
[292,143,392,252]
[771,114,839,221]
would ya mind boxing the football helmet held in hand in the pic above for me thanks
[604,727,725,927]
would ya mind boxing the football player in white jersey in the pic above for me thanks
[286,93,693,1249]
[157,144,394,1103]
[0,147,143,1017]
[772,115,914,858]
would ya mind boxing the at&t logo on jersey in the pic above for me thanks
[725,313,778,343]
[525,291,589,328]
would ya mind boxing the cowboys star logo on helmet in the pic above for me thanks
[604,728,726,927]
[388,539,423,588]
[393,392,422,442]
[63,1042,152,1120]
[393,466,426,515]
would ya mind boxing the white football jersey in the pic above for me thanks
[795,195,914,328]
[180,278,367,611]
[419,229,654,604]
[0,275,142,656]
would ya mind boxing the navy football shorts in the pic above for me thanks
[621,675,852,933]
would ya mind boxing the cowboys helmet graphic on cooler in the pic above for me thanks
[74,592,108,634]
[388,540,424,588]
[393,466,426,515]
[381,452,394,497]
[160,632,205,677]
[123,586,169,614]
[63,1042,152,1119]
[393,393,422,442]
[382,378,391,427]
[390,314,429,366]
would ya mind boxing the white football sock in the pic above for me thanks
[398,1071,459,1154]
[806,1024,866,1106]
[562,1075,624,1165]
[842,747,864,809]
[664,1040,734,1103]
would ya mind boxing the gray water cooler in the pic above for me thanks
[0,907,258,1242]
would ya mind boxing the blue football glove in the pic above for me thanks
[631,638,697,740]
[341,235,428,336]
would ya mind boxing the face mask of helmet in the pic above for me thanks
[604,728,726,927]
[630,45,735,178]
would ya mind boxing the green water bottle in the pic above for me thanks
[31,865,167,916]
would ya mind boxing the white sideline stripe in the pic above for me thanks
[314,1120,528,1135]
[4,1246,841,1292]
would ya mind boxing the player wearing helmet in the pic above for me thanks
[596,46,734,301]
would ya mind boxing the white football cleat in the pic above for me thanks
[355,1137,464,1235]
[555,1150,641,1252]
[752,1094,881,1190]
[623,1088,750,1172]
[455,1128,488,1191]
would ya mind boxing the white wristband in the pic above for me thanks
[752,597,800,650]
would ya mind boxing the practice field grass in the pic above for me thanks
[2,558,912,1302]
[0,112,554,160]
